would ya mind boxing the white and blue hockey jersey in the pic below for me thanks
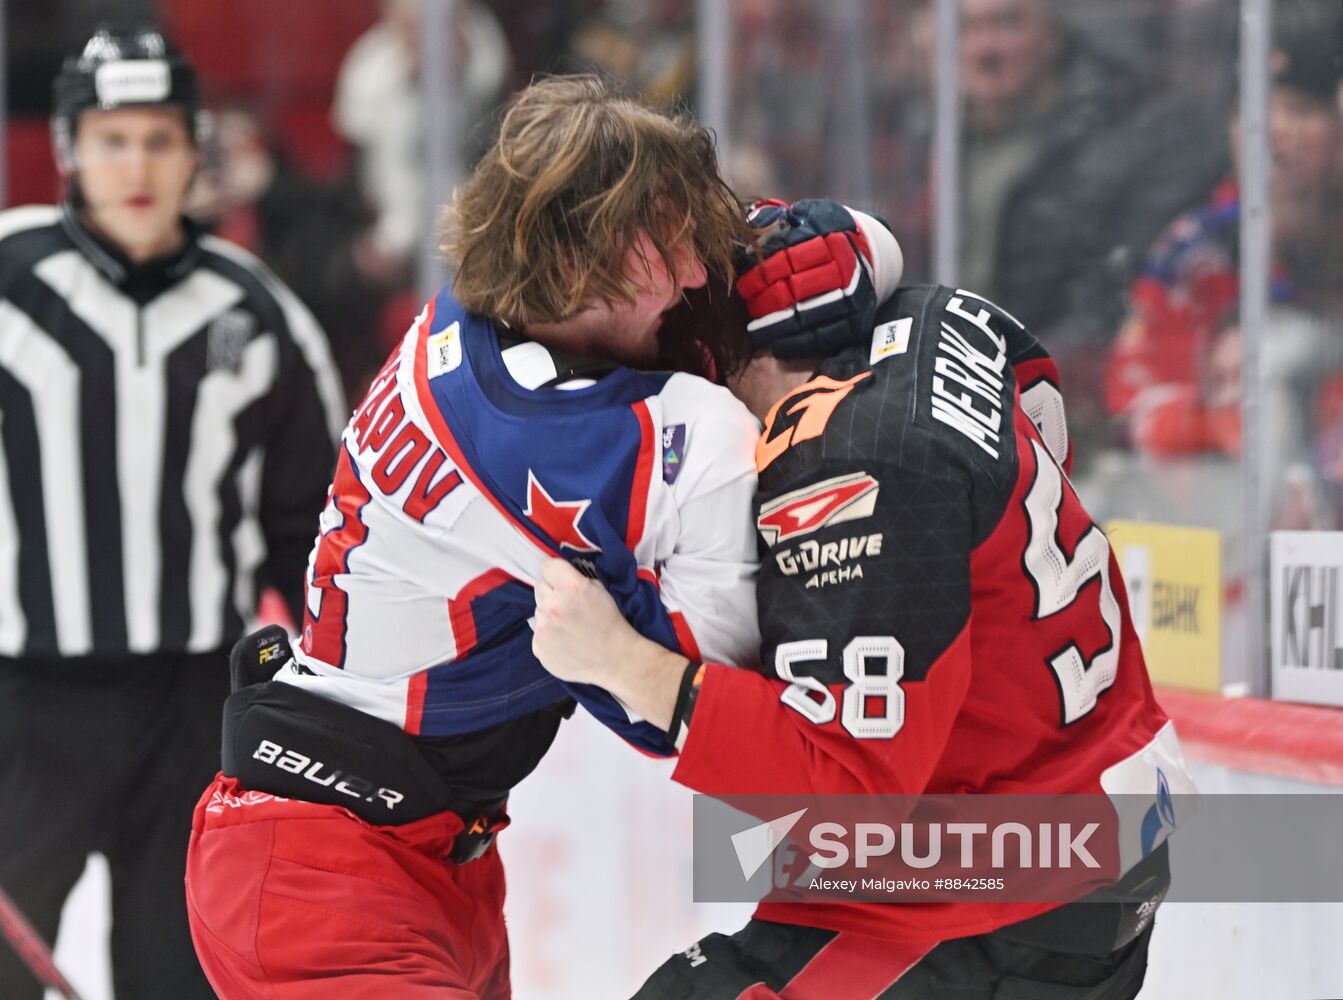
[280,287,761,757]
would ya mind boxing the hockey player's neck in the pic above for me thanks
[728,354,818,423]
[524,309,660,369]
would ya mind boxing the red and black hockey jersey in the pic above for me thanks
[673,284,1195,943]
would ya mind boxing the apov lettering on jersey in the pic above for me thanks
[304,350,466,663]
[759,471,884,590]
[347,352,463,523]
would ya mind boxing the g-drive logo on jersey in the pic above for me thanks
[757,472,879,545]
[759,473,882,589]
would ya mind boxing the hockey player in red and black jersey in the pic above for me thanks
[533,200,1196,999]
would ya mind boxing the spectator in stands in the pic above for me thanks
[957,0,1134,336]
[332,0,511,281]
[190,107,387,400]
[480,0,605,90]
[1115,306,1343,527]
[955,0,1228,468]
[564,0,697,108]
[865,0,937,278]
[725,0,835,200]
[1105,2,1343,528]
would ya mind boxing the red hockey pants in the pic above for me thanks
[185,774,511,999]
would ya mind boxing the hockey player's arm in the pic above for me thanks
[670,457,975,796]
[534,457,975,794]
[641,378,763,671]
[549,378,761,758]
[534,557,689,733]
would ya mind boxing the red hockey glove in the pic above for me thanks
[736,198,879,360]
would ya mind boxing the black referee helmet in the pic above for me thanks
[51,22,205,170]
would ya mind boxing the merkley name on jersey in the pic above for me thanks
[775,532,884,589]
[929,294,1009,459]
[349,362,463,522]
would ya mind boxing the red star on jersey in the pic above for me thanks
[523,470,600,553]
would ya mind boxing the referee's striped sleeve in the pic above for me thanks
[200,236,347,625]
[200,235,347,438]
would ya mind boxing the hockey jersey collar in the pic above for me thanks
[435,294,670,418]
[59,199,205,295]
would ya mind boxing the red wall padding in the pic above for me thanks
[159,0,380,177]
[1157,686,1343,787]
[4,118,60,208]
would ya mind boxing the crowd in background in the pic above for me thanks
[4,0,1342,532]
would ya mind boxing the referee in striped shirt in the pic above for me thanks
[0,24,344,998]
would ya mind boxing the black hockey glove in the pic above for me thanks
[736,198,879,360]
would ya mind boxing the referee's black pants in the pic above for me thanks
[0,650,229,1000]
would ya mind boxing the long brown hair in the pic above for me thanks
[443,75,751,330]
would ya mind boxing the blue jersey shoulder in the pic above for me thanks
[414,289,681,754]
